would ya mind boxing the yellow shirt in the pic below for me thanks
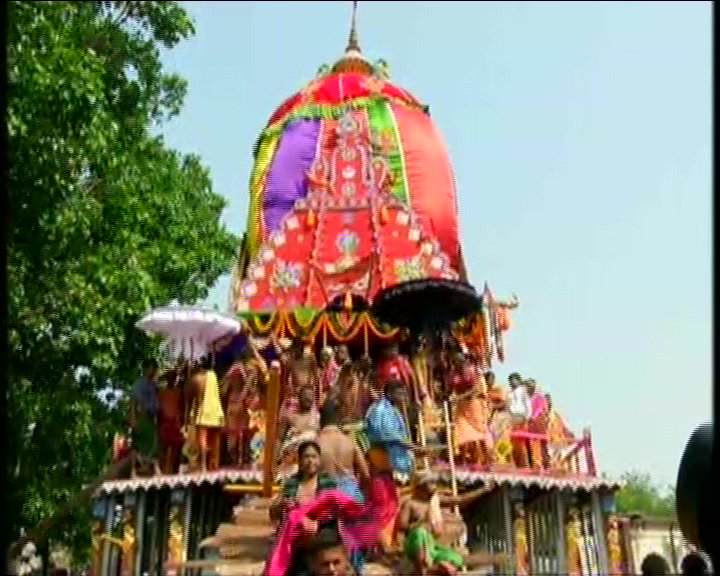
[195,370,225,428]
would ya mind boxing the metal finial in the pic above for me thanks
[346,1,360,53]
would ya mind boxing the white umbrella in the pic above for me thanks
[136,304,243,362]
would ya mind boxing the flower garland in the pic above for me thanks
[237,310,400,345]
[247,312,279,335]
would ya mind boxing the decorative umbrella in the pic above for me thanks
[373,278,481,335]
[136,304,242,362]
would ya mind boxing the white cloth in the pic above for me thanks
[508,385,531,420]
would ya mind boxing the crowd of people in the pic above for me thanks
[121,335,601,576]
[125,334,578,478]
[265,400,505,576]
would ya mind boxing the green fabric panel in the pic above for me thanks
[366,99,410,205]
[293,307,319,325]
[132,413,158,458]
[404,526,464,568]
[235,308,321,321]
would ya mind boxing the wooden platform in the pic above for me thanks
[191,501,274,576]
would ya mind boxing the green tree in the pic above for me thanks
[7,0,238,560]
[615,471,676,518]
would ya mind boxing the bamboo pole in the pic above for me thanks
[442,400,460,515]
[412,347,430,471]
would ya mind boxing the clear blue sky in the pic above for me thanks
[159,1,712,488]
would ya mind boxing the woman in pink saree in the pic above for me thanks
[525,379,549,469]
[266,473,394,576]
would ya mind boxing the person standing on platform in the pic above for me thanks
[278,386,321,479]
[448,351,494,466]
[318,347,340,408]
[189,364,225,471]
[525,378,549,469]
[157,368,184,474]
[130,358,160,475]
[364,380,416,480]
[507,372,531,468]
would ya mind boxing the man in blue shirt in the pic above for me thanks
[131,358,160,466]
[364,379,416,478]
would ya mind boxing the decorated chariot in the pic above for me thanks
[88,6,631,576]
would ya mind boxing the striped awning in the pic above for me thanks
[445,467,619,492]
[97,468,263,495]
[97,466,617,496]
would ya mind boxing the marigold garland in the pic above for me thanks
[237,309,421,347]
[248,312,278,334]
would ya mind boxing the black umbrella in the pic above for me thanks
[372,278,482,333]
[675,422,714,563]
[372,277,482,397]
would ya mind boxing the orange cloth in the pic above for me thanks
[454,395,492,447]
[197,427,221,452]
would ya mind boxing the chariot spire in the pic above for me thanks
[345,1,361,54]
[332,1,373,74]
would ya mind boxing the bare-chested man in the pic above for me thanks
[279,386,320,446]
[317,347,340,407]
[398,473,504,576]
[277,385,320,477]
[316,400,371,504]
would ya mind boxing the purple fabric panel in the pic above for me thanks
[263,119,321,233]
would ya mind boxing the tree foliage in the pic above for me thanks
[615,471,676,519]
[7,0,238,559]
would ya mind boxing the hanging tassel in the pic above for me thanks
[379,205,389,225]
[307,209,316,227]
[363,317,369,355]
[344,291,353,310]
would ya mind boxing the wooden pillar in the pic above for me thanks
[90,496,108,576]
[166,489,188,576]
[101,497,117,576]
[263,362,282,498]
[91,519,104,576]
[183,488,195,564]
[133,492,146,576]
[591,491,610,576]
[120,493,138,576]
[555,490,567,576]
[413,348,431,471]
[442,400,460,513]
[501,486,516,575]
